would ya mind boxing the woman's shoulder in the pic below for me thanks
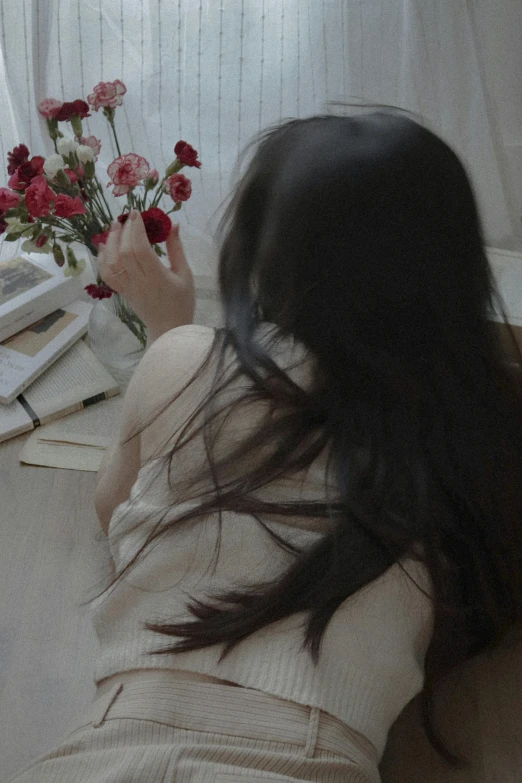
[120,325,218,453]
[149,323,217,359]
[134,325,217,391]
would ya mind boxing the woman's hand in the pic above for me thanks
[98,210,195,344]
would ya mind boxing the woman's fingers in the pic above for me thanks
[119,211,152,274]
[104,220,122,266]
[97,244,127,291]
[165,225,191,282]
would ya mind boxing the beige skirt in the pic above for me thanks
[8,670,380,783]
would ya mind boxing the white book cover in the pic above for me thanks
[0,300,93,404]
[0,253,82,342]
[0,340,120,444]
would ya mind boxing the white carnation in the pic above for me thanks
[56,137,76,157]
[43,153,65,178]
[76,144,94,163]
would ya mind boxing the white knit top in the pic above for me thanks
[91,326,433,760]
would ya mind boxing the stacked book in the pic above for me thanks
[0,253,119,444]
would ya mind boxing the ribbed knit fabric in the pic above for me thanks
[9,675,379,782]
[90,455,433,760]
[11,326,434,782]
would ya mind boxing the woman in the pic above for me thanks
[11,111,522,782]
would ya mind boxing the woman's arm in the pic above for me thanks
[94,364,143,535]
[94,324,216,534]
[94,212,198,533]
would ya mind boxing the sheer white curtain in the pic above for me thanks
[0,0,520,274]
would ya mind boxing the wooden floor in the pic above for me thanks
[0,440,108,778]
[3,428,522,782]
[2,252,522,779]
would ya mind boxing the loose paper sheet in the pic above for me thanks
[20,396,124,471]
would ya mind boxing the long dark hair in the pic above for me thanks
[98,112,522,765]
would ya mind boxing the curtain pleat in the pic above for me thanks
[0,0,519,259]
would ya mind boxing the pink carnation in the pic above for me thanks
[107,153,150,196]
[146,169,159,186]
[167,173,192,202]
[0,188,20,210]
[24,176,56,218]
[53,194,86,218]
[80,135,101,162]
[88,80,126,112]
[37,98,63,119]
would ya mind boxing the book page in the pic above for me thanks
[23,340,119,420]
[35,396,124,446]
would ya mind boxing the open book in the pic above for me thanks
[0,300,92,404]
[0,254,81,342]
[0,339,119,444]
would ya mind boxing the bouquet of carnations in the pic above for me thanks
[0,79,200,347]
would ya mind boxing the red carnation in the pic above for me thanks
[7,144,30,176]
[71,99,90,118]
[8,156,45,190]
[174,140,201,168]
[24,175,56,217]
[85,282,114,300]
[52,100,90,122]
[53,194,86,218]
[64,168,79,184]
[0,188,20,210]
[140,207,172,244]
[118,208,172,244]
[91,230,109,247]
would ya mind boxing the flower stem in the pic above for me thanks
[108,117,122,157]
[150,179,167,209]
[113,294,147,347]
[96,178,113,220]
[86,179,111,225]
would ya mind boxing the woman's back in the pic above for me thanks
[92,323,433,763]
